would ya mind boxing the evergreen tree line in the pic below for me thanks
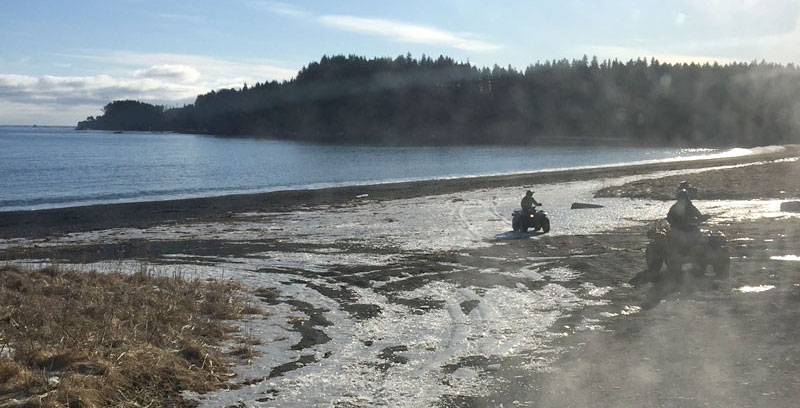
[77,54,800,146]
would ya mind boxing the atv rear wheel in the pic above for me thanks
[512,217,520,232]
[541,218,550,233]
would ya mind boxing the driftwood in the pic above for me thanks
[780,201,800,212]
[571,202,604,209]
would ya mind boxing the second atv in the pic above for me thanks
[512,206,550,233]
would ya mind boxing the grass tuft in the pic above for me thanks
[0,265,255,407]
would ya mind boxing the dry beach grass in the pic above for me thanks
[0,265,257,407]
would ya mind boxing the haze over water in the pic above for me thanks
[0,126,733,211]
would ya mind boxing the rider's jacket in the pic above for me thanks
[521,196,538,212]
[667,200,702,231]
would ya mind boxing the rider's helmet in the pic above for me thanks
[525,190,533,196]
[679,180,690,188]
[676,188,690,201]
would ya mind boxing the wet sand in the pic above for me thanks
[2,145,799,407]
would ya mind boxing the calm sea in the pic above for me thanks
[0,126,734,211]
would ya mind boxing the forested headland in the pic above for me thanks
[77,54,800,146]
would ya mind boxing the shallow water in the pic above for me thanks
[0,125,736,211]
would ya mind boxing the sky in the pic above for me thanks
[2,0,799,125]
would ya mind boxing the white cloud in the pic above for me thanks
[0,51,300,125]
[684,0,800,38]
[686,0,764,21]
[675,15,800,63]
[0,100,100,126]
[319,15,501,52]
[245,0,307,17]
[69,51,297,86]
[585,12,800,66]
[0,73,203,105]
[583,45,738,65]
[0,73,204,126]
[246,2,502,53]
[675,13,687,25]
[134,64,201,83]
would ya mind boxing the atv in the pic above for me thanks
[512,206,550,233]
[643,218,730,283]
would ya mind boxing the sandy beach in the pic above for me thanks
[2,145,799,407]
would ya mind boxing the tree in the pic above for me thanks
[77,54,800,147]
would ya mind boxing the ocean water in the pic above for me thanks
[0,126,737,211]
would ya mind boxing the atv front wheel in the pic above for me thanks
[541,218,550,233]
[645,242,664,273]
[710,247,731,279]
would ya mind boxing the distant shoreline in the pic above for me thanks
[1,124,701,147]
[76,55,800,147]
[0,145,751,213]
[0,144,795,240]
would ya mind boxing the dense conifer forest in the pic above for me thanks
[77,54,800,146]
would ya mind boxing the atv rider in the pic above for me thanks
[667,189,704,231]
[521,190,541,214]
[666,188,709,254]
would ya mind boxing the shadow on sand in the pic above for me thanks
[630,269,719,309]
[494,230,548,240]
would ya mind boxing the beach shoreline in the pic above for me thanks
[2,143,800,407]
[1,144,795,240]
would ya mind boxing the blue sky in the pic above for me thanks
[2,0,799,125]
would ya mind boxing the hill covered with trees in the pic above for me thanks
[77,54,800,146]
